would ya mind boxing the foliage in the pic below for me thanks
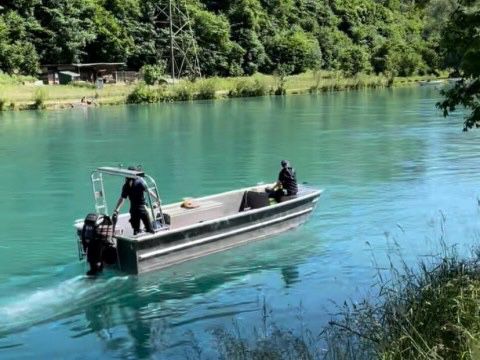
[322,243,480,359]
[0,0,456,79]
[126,83,159,103]
[33,87,47,109]
[196,78,217,99]
[141,62,166,85]
[263,29,321,75]
[437,0,480,131]
[228,78,267,97]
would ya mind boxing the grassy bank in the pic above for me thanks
[196,244,480,360]
[0,71,444,111]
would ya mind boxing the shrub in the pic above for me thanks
[0,98,6,111]
[172,83,194,101]
[33,88,47,109]
[126,83,159,104]
[272,64,291,95]
[141,62,167,85]
[228,78,268,98]
[196,79,217,100]
[322,241,480,360]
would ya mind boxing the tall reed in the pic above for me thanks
[33,88,48,109]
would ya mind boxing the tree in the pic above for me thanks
[0,11,39,75]
[141,62,166,85]
[34,0,96,64]
[263,29,321,74]
[437,0,480,131]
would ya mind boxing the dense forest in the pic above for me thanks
[0,0,459,78]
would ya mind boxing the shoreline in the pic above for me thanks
[0,72,447,112]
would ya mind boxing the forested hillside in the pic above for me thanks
[0,0,456,78]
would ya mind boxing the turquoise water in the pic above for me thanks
[1,87,479,358]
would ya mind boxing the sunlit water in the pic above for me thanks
[1,87,479,358]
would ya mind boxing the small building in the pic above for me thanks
[58,71,80,85]
[40,63,127,85]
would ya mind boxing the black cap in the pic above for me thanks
[281,160,289,168]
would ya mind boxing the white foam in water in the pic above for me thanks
[0,275,129,334]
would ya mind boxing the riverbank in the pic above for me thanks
[0,71,446,111]
[211,245,480,360]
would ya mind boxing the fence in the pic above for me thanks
[115,71,140,84]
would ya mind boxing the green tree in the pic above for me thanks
[141,62,166,85]
[0,11,39,75]
[84,3,134,63]
[34,0,96,64]
[437,0,480,131]
[228,0,267,75]
[189,5,242,76]
[263,29,321,74]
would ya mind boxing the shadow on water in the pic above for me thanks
[0,226,323,358]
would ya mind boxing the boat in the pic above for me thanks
[74,166,323,275]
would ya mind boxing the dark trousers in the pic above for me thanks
[130,207,153,235]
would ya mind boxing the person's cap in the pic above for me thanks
[281,160,289,168]
[126,166,138,179]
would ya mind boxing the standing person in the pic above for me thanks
[113,170,156,235]
[266,160,298,203]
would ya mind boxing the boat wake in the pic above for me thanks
[0,275,129,335]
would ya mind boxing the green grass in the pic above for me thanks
[321,241,480,360]
[175,211,480,360]
[0,71,446,110]
[198,244,480,360]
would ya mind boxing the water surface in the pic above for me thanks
[0,87,479,359]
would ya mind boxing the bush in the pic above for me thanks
[141,62,167,85]
[322,242,480,360]
[0,98,6,111]
[172,83,195,101]
[228,78,268,98]
[33,88,47,109]
[196,79,217,100]
[126,83,159,104]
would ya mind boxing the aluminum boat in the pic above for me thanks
[74,166,323,275]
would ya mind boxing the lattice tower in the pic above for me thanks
[155,0,202,81]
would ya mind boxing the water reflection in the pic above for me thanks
[77,231,318,358]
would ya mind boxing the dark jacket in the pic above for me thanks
[278,167,298,195]
[121,178,147,211]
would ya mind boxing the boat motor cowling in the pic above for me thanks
[81,213,116,275]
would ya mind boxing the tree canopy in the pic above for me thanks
[437,0,480,131]
[0,0,459,77]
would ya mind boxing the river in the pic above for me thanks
[0,86,479,359]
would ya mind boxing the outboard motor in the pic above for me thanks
[81,213,116,276]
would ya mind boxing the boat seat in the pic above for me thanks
[239,191,269,211]
[166,200,222,216]
[164,200,224,228]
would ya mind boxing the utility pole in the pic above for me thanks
[168,0,175,82]
[155,0,201,82]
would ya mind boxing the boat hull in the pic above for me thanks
[116,191,320,274]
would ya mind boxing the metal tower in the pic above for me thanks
[155,0,202,81]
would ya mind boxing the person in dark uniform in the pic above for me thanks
[266,160,298,202]
[113,171,156,235]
